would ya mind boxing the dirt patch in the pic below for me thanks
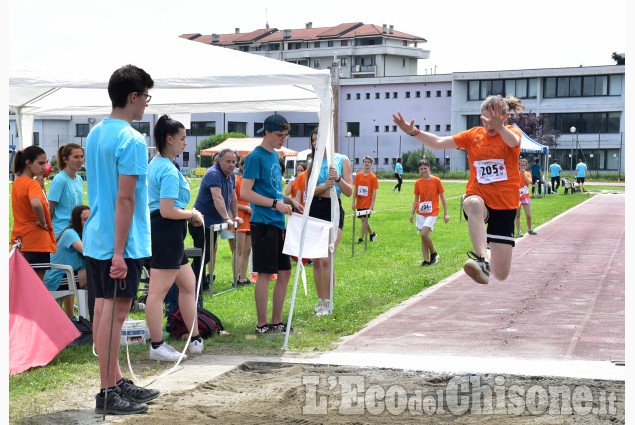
[22,361,623,424]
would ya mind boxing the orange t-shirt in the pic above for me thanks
[234,175,251,233]
[413,176,445,217]
[293,170,308,206]
[11,175,56,253]
[519,170,531,200]
[353,171,379,210]
[452,125,521,210]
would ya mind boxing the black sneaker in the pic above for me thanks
[370,232,377,242]
[95,387,148,415]
[430,252,439,264]
[357,238,364,244]
[255,324,271,335]
[268,322,293,333]
[118,379,160,403]
[463,251,490,284]
[421,261,430,267]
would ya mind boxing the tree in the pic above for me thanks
[509,112,561,151]
[611,52,625,65]
[196,132,247,168]
[402,147,442,173]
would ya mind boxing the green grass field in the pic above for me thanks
[8,177,602,422]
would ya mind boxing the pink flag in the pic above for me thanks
[9,249,80,375]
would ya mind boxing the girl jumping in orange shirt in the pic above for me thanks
[393,94,525,284]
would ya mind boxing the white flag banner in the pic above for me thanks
[283,213,331,259]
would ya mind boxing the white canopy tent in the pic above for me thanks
[9,32,337,347]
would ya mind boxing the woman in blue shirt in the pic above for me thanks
[306,128,353,316]
[146,115,205,362]
[392,158,403,193]
[44,204,90,318]
[48,143,85,237]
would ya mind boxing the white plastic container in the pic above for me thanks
[120,319,148,345]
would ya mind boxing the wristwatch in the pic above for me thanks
[272,199,278,209]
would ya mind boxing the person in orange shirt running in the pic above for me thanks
[11,145,57,280]
[352,156,379,243]
[515,158,537,237]
[393,94,525,284]
[234,157,253,285]
[411,159,449,266]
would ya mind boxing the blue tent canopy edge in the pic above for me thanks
[512,123,549,155]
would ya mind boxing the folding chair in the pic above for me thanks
[31,263,89,319]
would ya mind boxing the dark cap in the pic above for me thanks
[257,114,289,135]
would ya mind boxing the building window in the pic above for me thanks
[436,90,441,97]
[290,123,318,137]
[314,41,320,48]
[33,132,40,146]
[131,122,150,136]
[392,125,398,132]
[424,125,430,132]
[415,91,421,98]
[469,78,537,100]
[384,125,390,132]
[385,92,390,99]
[446,124,451,131]
[405,91,411,98]
[346,93,351,100]
[313,59,321,68]
[365,93,370,100]
[402,58,406,67]
[341,57,348,66]
[392,92,398,98]
[446,90,452,97]
[341,40,348,47]
[328,41,334,47]
[543,111,621,134]
[187,121,215,136]
[544,75,620,98]
[346,122,360,137]
[435,125,441,132]
[375,93,380,99]
[425,91,431,98]
[356,93,361,100]
[76,123,89,137]
[384,158,389,165]
[374,126,379,132]
[228,122,247,134]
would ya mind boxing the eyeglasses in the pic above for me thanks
[135,92,152,103]
[273,132,289,140]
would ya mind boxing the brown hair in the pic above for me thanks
[481,95,526,116]
[57,143,83,170]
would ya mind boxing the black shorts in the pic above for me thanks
[463,200,516,247]
[150,211,188,269]
[22,251,51,265]
[309,196,345,230]
[250,222,291,274]
[85,257,143,299]
[576,177,585,184]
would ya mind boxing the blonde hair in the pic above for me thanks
[481,95,526,116]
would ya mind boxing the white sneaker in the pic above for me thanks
[314,299,324,314]
[149,342,185,362]
[189,338,204,354]
[316,299,332,316]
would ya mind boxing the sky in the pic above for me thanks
[8,0,628,75]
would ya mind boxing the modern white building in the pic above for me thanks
[8,22,625,175]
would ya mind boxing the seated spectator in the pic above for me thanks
[43,205,91,319]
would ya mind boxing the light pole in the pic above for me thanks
[569,126,576,170]
[347,131,355,172]
[346,131,351,160]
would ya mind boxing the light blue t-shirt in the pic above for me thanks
[43,228,84,291]
[394,162,403,175]
[315,153,345,197]
[47,170,84,237]
[83,118,151,260]
[243,146,285,229]
[148,156,190,212]
[576,162,587,178]
[549,163,562,177]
